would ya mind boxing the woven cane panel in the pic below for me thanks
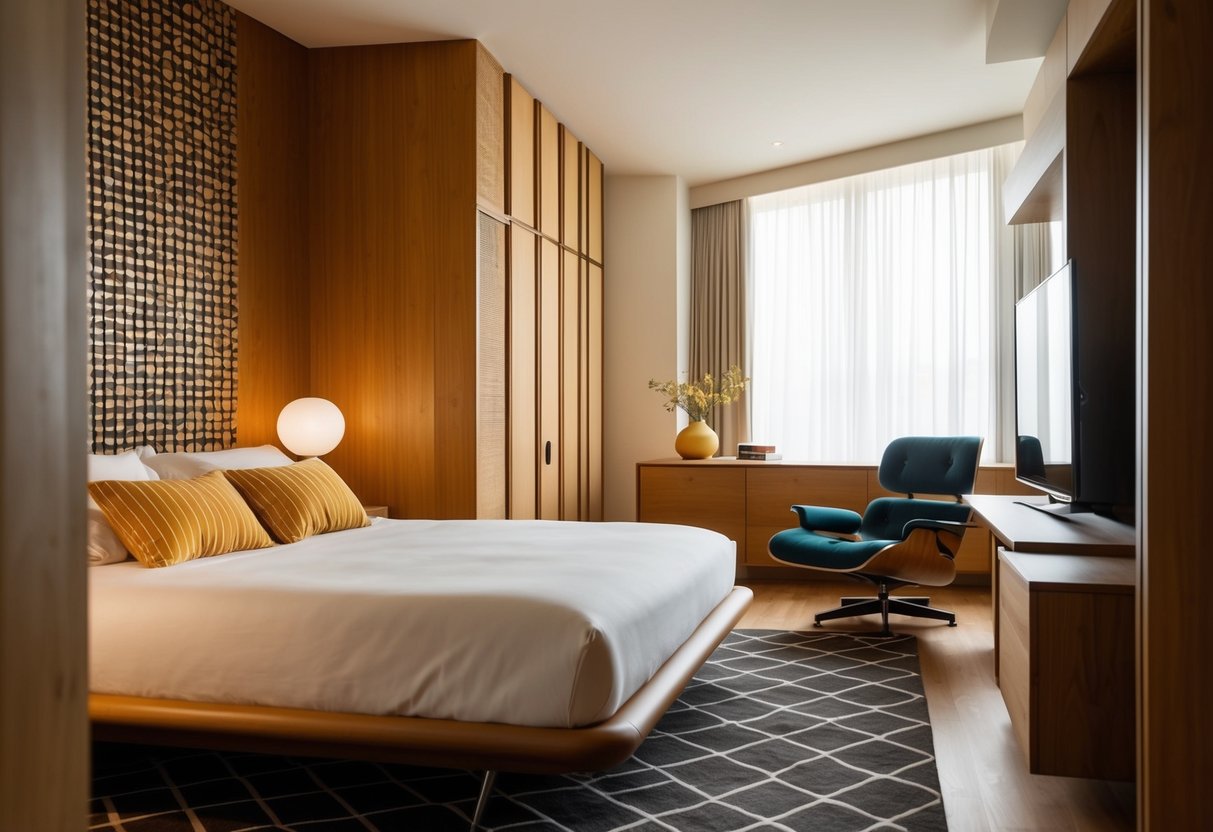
[475,44,505,214]
[87,0,238,453]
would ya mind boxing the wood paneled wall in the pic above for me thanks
[308,41,487,518]
[1139,0,1213,825]
[0,0,89,826]
[235,13,310,448]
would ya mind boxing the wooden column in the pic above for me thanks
[1139,0,1213,826]
[0,0,88,827]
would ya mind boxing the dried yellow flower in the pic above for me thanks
[648,365,749,422]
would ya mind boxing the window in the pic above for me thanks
[747,143,1043,463]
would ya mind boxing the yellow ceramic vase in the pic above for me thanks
[675,419,719,459]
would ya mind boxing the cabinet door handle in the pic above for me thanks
[545,441,552,465]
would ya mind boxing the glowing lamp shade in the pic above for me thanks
[277,398,345,457]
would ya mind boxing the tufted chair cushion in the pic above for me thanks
[878,436,983,496]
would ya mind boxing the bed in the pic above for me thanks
[89,515,752,819]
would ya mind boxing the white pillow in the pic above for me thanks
[145,444,293,480]
[88,448,159,481]
[86,450,157,565]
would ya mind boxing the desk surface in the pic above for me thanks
[965,494,1136,557]
[1000,550,1136,592]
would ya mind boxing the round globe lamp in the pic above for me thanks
[277,397,345,457]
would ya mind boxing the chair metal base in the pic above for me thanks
[813,582,956,637]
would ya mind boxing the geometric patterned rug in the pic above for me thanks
[90,630,947,831]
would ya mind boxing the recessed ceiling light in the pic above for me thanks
[772,141,784,148]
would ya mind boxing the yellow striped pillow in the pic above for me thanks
[223,458,370,544]
[88,471,275,568]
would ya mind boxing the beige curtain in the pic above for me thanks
[993,143,1057,461]
[690,200,750,456]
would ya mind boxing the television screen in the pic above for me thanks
[1015,261,1075,499]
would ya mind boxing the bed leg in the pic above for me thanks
[470,769,497,831]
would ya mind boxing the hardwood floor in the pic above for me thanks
[737,579,1135,832]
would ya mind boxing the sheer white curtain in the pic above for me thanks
[748,143,1031,463]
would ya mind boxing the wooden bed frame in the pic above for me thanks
[91,586,752,776]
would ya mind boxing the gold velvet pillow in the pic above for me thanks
[88,471,275,568]
[223,457,370,544]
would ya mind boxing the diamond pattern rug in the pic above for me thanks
[90,630,947,831]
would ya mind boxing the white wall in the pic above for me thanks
[603,175,690,520]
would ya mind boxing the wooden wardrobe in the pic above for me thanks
[307,40,603,521]
[505,77,604,522]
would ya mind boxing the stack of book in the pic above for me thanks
[737,443,781,460]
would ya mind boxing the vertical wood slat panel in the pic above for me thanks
[0,0,88,826]
[538,238,561,519]
[561,248,582,519]
[508,224,538,519]
[579,258,590,519]
[506,77,535,228]
[579,145,591,256]
[474,45,505,215]
[477,213,507,519]
[538,103,560,238]
[560,126,580,248]
[587,149,604,263]
[587,262,605,521]
[309,42,478,519]
[236,13,310,448]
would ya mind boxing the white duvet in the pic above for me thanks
[89,519,735,728]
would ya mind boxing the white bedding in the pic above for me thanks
[89,519,735,728]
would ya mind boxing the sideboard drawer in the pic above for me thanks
[637,466,746,560]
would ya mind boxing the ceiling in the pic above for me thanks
[228,0,1046,187]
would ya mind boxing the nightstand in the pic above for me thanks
[362,505,389,519]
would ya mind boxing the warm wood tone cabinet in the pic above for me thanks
[506,78,604,521]
[998,550,1134,781]
[300,52,603,522]
[638,466,747,554]
[637,459,1038,573]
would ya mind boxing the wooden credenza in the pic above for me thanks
[998,550,1135,781]
[636,458,1038,574]
[965,494,1136,781]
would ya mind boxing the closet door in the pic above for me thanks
[508,224,537,518]
[538,238,561,519]
[561,248,582,519]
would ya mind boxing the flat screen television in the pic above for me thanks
[1014,261,1077,505]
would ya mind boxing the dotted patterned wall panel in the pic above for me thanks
[87,0,238,452]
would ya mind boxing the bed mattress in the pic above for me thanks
[89,519,736,729]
